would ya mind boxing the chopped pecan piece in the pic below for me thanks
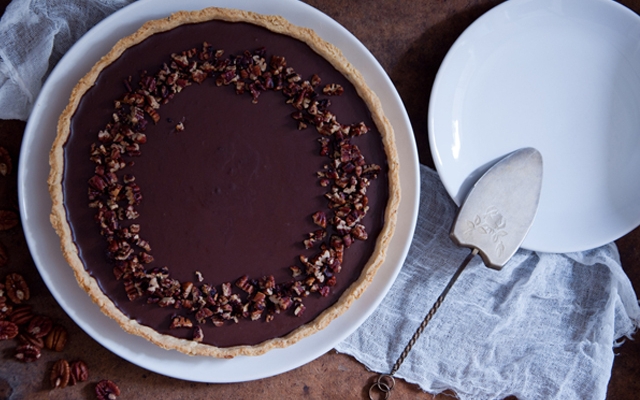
[181,281,194,298]
[311,211,328,228]
[351,224,368,241]
[294,303,306,317]
[343,234,354,248]
[349,121,370,137]
[303,229,326,249]
[269,294,293,311]
[310,74,321,87]
[170,315,193,329]
[195,307,213,323]
[322,83,344,96]
[221,282,232,297]
[88,174,109,192]
[192,326,204,342]
[319,285,331,297]
[235,275,254,294]
[289,265,303,278]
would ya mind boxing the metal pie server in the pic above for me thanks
[369,147,543,399]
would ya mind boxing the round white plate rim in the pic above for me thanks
[18,0,419,383]
[428,0,640,253]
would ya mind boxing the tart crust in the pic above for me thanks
[48,7,400,358]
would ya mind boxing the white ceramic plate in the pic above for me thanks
[18,0,419,383]
[429,0,640,253]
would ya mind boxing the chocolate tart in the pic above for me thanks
[48,7,400,358]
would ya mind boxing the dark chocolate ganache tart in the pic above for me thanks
[49,7,400,358]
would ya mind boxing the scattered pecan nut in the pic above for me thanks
[27,315,53,338]
[50,359,70,389]
[192,326,204,342]
[0,210,18,231]
[9,304,34,325]
[311,211,327,228]
[0,320,18,340]
[14,344,41,362]
[44,324,68,351]
[0,147,11,176]
[69,360,89,385]
[0,294,12,319]
[17,332,44,349]
[0,242,8,268]
[95,379,120,400]
[5,273,29,304]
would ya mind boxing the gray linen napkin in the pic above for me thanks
[335,165,640,400]
[1,1,639,399]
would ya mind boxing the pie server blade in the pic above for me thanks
[451,147,543,269]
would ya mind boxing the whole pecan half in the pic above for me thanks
[5,273,29,304]
[50,359,70,389]
[0,320,18,340]
[14,344,41,362]
[95,379,120,400]
[0,210,19,231]
[69,360,89,385]
[81,43,383,329]
[9,304,34,325]
[169,315,193,329]
[27,315,53,338]
[17,332,44,349]
[44,324,68,352]
[0,147,11,176]
[0,242,8,268]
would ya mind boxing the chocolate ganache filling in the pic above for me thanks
[62,20,389,347]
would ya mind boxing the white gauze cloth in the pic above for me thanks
[335,165,640,400]
[0,0,134,120]
[1,1,639,399]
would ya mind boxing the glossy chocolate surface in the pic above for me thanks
[63,20,389,347]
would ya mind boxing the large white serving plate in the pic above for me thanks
[429,0,640,253]
[18,0,419,383]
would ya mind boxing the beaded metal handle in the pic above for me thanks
[368,248,479,399]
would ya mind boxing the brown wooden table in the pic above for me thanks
[1,0,639,398]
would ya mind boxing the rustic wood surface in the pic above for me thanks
[1,0,639,398]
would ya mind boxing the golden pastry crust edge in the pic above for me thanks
[48,6,401,358]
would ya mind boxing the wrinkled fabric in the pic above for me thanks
[336,165,640,400]
[0,0,134,120]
